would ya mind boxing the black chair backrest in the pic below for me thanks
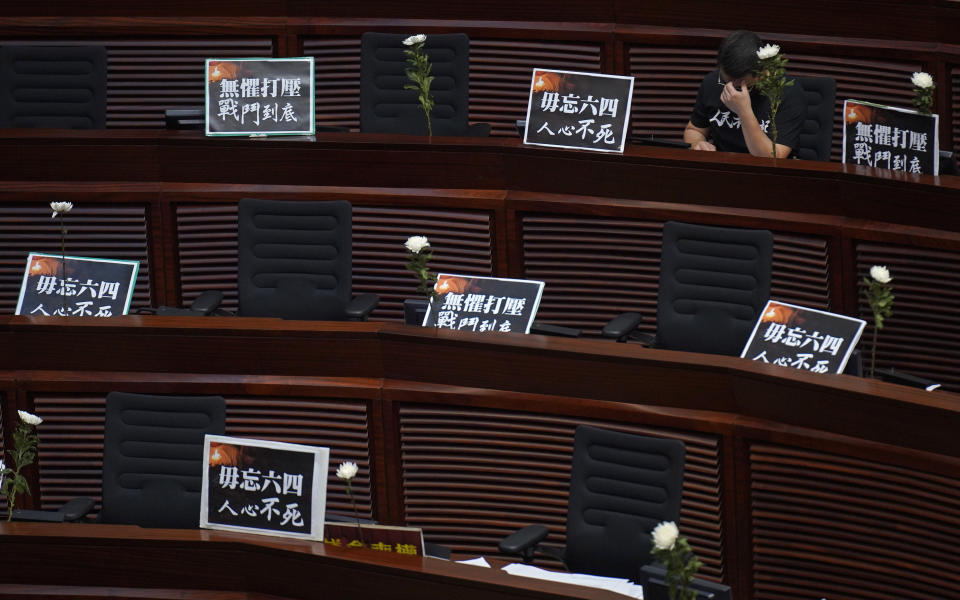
[0,45,107,129]
[564,425,686,580]
[99,392,225,528]
[656,221,773,356]
[794,76,836,162]
[360,32,471,136]
[238,198,353,320]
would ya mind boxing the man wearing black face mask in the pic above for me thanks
[683,30,805,158]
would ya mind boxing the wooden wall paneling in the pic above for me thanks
[396,402,727,582]
[952,65,960,155]
[469,39,604,137]
[30,392,106,512]
[0,204,152,315]
[225,394,375,520]
[0,38,276,129]
[628,46,715,142]
[353,205,495,322]
[769,232,830,311]
[855,242,960,392]
[749,442,960,600]
[302,37,362,131]
[520,213,662,336]
[520,214,832,337]
[302,35,605,138]
[175,197,496,321]
[106,39,277,128]
[175,203,239,311]
[27,382,379,519]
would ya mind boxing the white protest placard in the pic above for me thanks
[422,274,545,334]
[523,68,634,153]
[741,300,866,374]
[16,253,139,317]
[205,57,315,136]
[200,435,329,541]
[842,99,939,174]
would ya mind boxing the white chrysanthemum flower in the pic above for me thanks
[911,71,934,89]
[336,461,358,481]
[404,235,430,254]
[403,34,427,46]
[870,265,892,284]
[50,202,73,218]
[651,521,679,551]
[18,410,43,426]
[756,44,780,60]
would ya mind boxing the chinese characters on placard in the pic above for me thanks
[851,122,927,172]
[434,292,526,332]
[752,323,845,373]
[216,465,306,528]
[536,93,621,146]
[322,536,420,555]
[29,275,121,317]
[217,77,302,126]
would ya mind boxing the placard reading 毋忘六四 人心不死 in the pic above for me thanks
[842,99,939,175]
[15,253,139,317]
[740,300,866,375]
[205,57,315,136]
[200,435,329,541]
[523,68,634,153]
[422,274,545,334]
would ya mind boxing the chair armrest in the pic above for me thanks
[601,312,643,342]
[530,321,582,338]
[13,496,95,522]
[146,290,225,317]
[188,290,224,315]
[345,293,379,321]
[467,122,491,137]
[499,524,550,563]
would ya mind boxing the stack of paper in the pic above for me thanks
[501,563,643,599]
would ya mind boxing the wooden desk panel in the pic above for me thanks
[0,522,624,600]
[0,316,958,600]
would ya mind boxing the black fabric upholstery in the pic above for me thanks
[563,426,685,580]
[794,76,836,162]
[656,221,773,356]
[360,32,471,136]
[0,45,106,129]
[99,392,225,529]
[238,198,353,320]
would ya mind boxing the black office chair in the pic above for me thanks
[0,45,107,129]
[602,221,773,356]
[14,392,225,528]
[793,76,836,162]
[360,32,489,137]
[237,198,378,320]
[499,425,686,580]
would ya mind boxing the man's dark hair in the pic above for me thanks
[718,30,761,78]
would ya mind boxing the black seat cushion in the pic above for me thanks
[99,392,226,529]
[238,198,354,321]
[656,221,773,356]
[0,45,107,129]
[564,425,686,579]
[794,76,836,162]
[360,32,471,136]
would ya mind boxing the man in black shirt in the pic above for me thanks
[684,30,805,158]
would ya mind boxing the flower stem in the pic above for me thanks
[60,215,67,315]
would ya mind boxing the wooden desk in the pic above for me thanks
[0,316,958,600]
[1,131,959,392]
[0,522,623,600]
